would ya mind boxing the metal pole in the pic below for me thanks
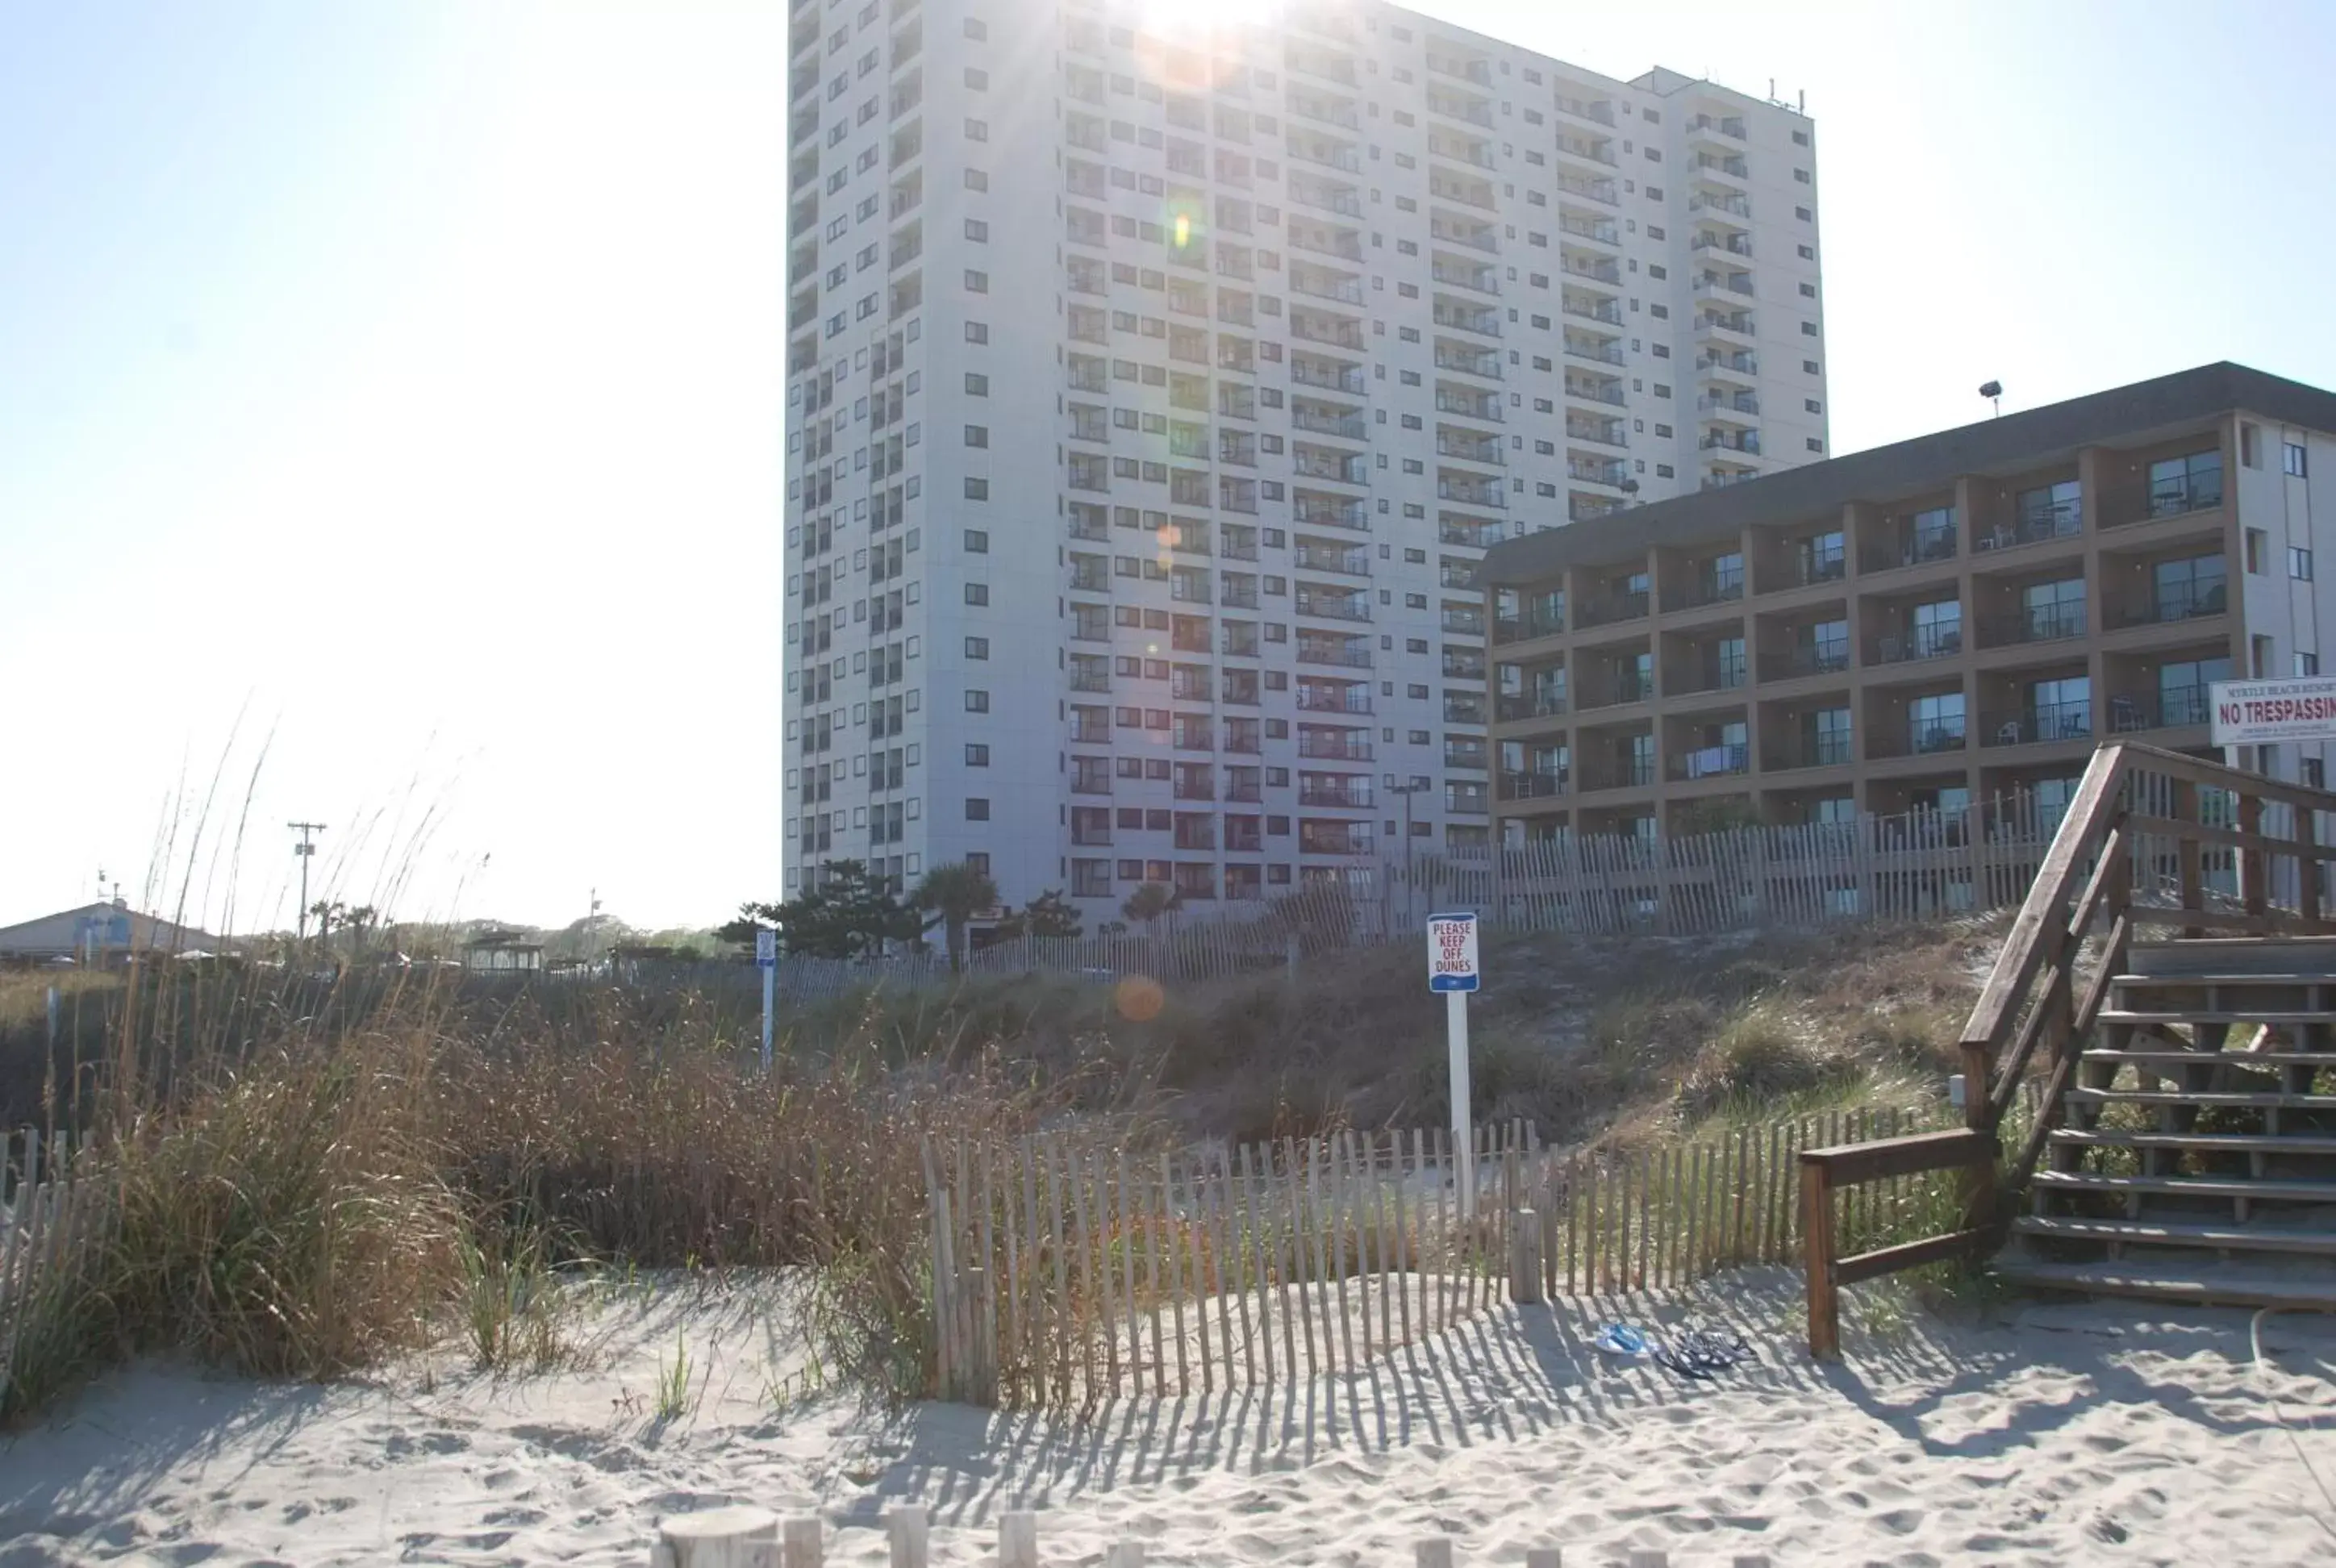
[761,962,775,1072]
[1448,989,1474,1219]
[289,822,325,943]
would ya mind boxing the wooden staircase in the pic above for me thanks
[1999,936,2336,1306]
[1798,742,2336,1351]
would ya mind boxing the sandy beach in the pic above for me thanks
[4,1270,2333,1566]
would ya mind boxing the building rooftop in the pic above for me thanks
[1481,361,2336,587]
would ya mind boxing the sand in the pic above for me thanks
[5,1269,2334,1566]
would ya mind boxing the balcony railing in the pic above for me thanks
[1498,770,1567,801]
[2146,477,2224,519]
[1861,530,1957,573]
[1295,687,1373,714]
[1297,733,1372,760]
[1871,628,1963,664]
[1495,690,1568,722]
[2113,584,2227,626]
[1769,644,1850,680]
[1981,601,2086,645]
[1494,611,1566,644]
[1981,701,2094,747]
[1582,759,1657,791]
[1295,641,1372,668]
[2108,685,2213,732]
[1975,503,2082,552]
[1667,743,1750,782]
[1441,608,1487,636]
[1579,672,1654,709]
[1662,570,1745,611]
[1576,589,1649,628]
[1299,782,1374,808]
[1867,723,1967,761]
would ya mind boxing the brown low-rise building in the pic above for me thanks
[1479,362,2336,841]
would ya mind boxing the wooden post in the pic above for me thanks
[886,1508,928,1568]
[964,1266,996,1406]
[656,1506,778,1568]
[1802,1156,1838,1360]
[999,1512,1038,1568]
[1509,1206,1544,1304]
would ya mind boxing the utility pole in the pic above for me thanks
[289,822,326,942]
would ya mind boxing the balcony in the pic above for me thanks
[1576,588,1650,628]
[1433,345,1503,379]
[1499,770,1567,802]
[1861,524,1957,574]
[1295,686,1374,714]
[1581,757,1657,792]
[1445,783,1491,816]
[1562,295,1625,327]
[1563,336,1626,367]
[1293,450,1369,484]
[1441,607,1487,636]
[1699,430,1762,456]
[1560,256,1623,286]
[1766,644,1850,681]
[1689,193,1753,220]
[1980,601,2086,648]
[1286,90,1360,131]
[1579,670,1654,710]
[1662,567,1746,612]
[2112,582,2227,628]
[1697,393,1761,418]
[1299,824,1374,855]
[1871,626,1964,665]
[1291,358,1367,395]
[1692,231,1754,257]
[1435,390,1503,421]
[1428,175,1497,211]
[1496,690,1569,722]
[1563,378,1625,407]
[1432,302,1502,336]
[1558,213,1621,245]
[1298,732,1373,760]
[1980,701,2093,748]
[1294,544,1370,575]
[1666,743,1750,782]
[1299,636,1364,663]
[1698,349,1760,380]
[1438,434,1505,465]
[1555,173,1617,206]
[1295,590,1370,622]
[1867,721,1967,761]
[1291,407,1367,444]
[2107,684,2213,732]
[1425,90,1495,129]
[1568,458,1629,487]
[1299,780,1374,808]
[1566,415,1628,448]
[1426,135,1495,171]
[1431,258,1500,293]
[1295,495,1369,530]
[1440,517,1501,548]
[1288,269,1365,306]
[1494,610,1566,644]
[1437,476,1506,508]
[1975,500,2083,553]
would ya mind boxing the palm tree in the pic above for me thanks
[914,861,1000,973]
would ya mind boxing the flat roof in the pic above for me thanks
[1480,361,2336,587]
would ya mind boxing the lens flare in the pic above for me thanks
[1173,213,1191,247]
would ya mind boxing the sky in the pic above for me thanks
[3,0,2334,934]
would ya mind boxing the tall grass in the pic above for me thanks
[0,961,1091,1423]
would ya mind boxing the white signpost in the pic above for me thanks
[1427,911,1481,1217]
[756,928,779,1071]
[2209,676,2336,748]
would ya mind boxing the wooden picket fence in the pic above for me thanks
[924,1106,1952,1409]
[0,1128,111,1415]
[652,1504,1781,1567]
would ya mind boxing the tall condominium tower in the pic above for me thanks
[783,0,1828,916]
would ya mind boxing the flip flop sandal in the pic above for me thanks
[1594,1323,1651,1358]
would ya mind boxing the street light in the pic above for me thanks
[1389,780,1431,928]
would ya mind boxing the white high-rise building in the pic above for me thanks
[783,0,1829,919]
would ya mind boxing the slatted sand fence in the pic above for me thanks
[0,1128,114,1416]
[923,1109,1956,1409]
[652,1504,1784,1566]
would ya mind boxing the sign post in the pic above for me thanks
[1427,911,1481,1217]
[755,928,778,1071]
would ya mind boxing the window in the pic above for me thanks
[965,168,988,191]
[965,425,988,448]
[1805,398,1823,415]
[964,477,989,499]
[2147,449,2223,516]
[966,799,990,819]
[2242,423,2260,466]
[964,529,988,553]
[964,17,987,38]
[965,582,989,605]
[2288,441,2310,477]
[1804,359,1821,375]
[966,743,990,765]
[965,119,988,141]
[2299,653,2321,678]
[965,269,988,292]
[2292,547,2315,582]
[965,689,991,712]
[964,68,988,90]
[964,372,988,397]
[2247,528,2269,573]
[966,636,990,659]
[965,219,989,242]
[966,322,989,344]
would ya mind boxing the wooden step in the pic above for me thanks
[2050,1128,2336,1156]
[2066,1087,2336,1111]
[2013,1215,2336,1256]
[2125,937,2336,978]
[2032,1170,2336,1203]
[2078,1048,2315,1069]
[2097,1009,2336,1025]
[1993,1256,2336,1309]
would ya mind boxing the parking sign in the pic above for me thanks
[1426,911,1479,993]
